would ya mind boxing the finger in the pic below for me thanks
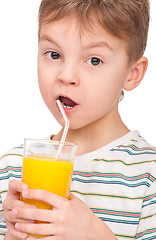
[13,207,56,223]
[7,179,28,198]
[3,197,37,211]
[6,221,28,239]
[69,193,81,201]
[15,222,55,236]
[4,208,35,223]
[22,189,67,209]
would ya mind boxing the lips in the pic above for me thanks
[58,96,78,109]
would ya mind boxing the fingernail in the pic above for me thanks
[12,208,17,215]
[15,223,21,230]
[22,190,28,197]
[23,183,28,190]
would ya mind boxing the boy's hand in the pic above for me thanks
[13,189,117,240]
[2,179,35,240]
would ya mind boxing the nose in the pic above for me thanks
[57,64,80,87]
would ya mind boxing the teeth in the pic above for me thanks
[62,103,74,109]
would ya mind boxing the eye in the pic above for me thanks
[45,51,61,60]
[87,57,103,66]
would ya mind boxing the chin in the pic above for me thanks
[68,121,92,130]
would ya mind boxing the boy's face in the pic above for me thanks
[38,17,131,129]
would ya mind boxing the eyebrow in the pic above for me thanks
[39,34,113,52]
[39,34,57,45]
[84,41,113,52]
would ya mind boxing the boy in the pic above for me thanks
[0,0,156,239]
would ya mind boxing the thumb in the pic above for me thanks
[69,193,82,203]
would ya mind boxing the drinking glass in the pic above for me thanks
[21,138,77,238]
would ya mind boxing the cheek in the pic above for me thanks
[38,61,45,93]
[38,75,46,100]
[89,76,121,101]
[38,62,52,100]
[86,73,125,114]
[38,73,52,110]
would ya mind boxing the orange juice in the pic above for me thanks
[21,155,74,238]
[21,138,76,238]
[22,155,73,209]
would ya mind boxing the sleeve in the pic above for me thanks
[135,163,156,240]
[0,147,23,239]
[0,154,8,239]
[0,192,7,239]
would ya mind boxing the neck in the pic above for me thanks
[53,107,129,156]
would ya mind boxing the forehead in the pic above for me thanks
[39,16,126,51]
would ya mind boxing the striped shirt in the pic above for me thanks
[0,131,156,239]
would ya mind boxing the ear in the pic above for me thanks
[123,57,148,91]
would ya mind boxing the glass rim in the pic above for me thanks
[24,138,77,147]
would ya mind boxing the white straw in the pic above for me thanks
[56,100,70,159]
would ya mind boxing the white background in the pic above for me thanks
[0,0,156,156]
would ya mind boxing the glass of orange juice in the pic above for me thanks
[21,138,77,237]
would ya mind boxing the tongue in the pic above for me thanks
[59,96,76,107]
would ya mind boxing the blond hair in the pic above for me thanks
[38,0,150,64]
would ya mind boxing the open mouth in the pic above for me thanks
[59,96,77,109]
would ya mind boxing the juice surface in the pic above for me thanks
[22,155,73,209]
